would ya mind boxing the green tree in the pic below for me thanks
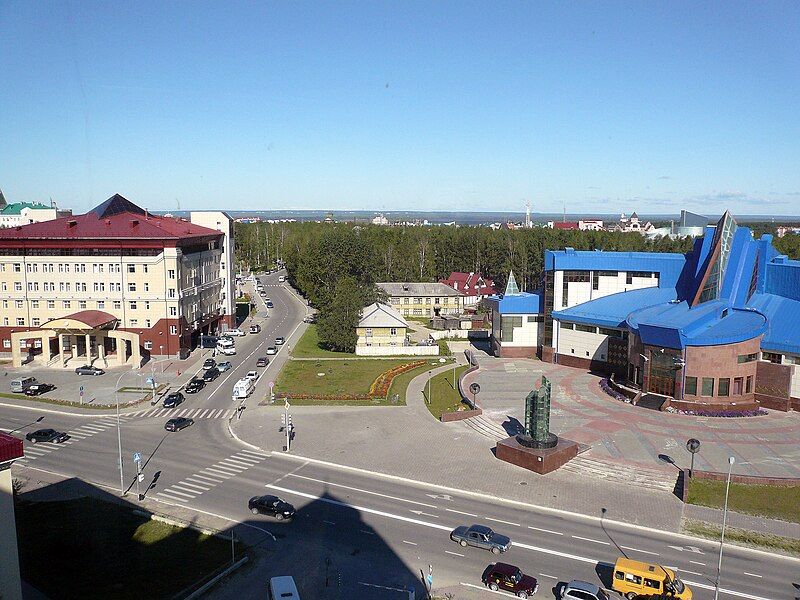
[316,276,369,352]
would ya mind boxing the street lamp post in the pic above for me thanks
[114,371,127,496]
[714,455,735,600]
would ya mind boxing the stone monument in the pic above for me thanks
[495,375,579,474]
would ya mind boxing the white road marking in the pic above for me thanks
[538,573,557,579]
[197,409,209,418]
[621,545,659,556]
[410,510,439,518]
[323,520,336,525]
[358,582,407,592]
[485,517,520,527]
[743,572,762,578]
[528,525,563,536]
[287,473,440,508]
[460,582,516,597]
[239,449,269,459]
[215,462,247,473]
[230,454,260,464]
[681,570,704,576]
[445,550,464,557]
[360,529,375,535]
[689,560,706,565]
[223,457,255,467]
[571,535,610,545]
[185,478,216,489]
[190,473,223,483]
[155,491,189,503]
[173,482,210,492]
[202,468,234,478]
[402,540,417,546]
[445,508,479,518]
[161,487,195,498]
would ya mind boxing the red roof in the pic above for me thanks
[553,221,579,230]
[0,432,24,463]
[439,271,497,296]
[47,310,118,329]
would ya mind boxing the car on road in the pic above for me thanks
[245,370,259,381]
[275,336,285,345]
[26,428,69,444]
[303,315,317,323]
[165,417,194,432]
[483,563,539,598]
[163,392,185,408]
[266,301,274,308]
[266,346,277,355]
[561,580,614,600]
[259,291,267,297]
[202,358,217,370]
[185,378,206,394]
[24,383,56,396]
[226,329,246,337]
[217,361,232,372]
[278,275,286,282]
[612,558,691,600]
[75,365,104,376]
[450,524,510,554]
[248,495,295,520]
[256,356,269,367]
[249,324,261,334]
[202,367,220,382]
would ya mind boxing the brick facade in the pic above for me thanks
[754,359,793,411]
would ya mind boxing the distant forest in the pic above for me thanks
[234,221,800,308]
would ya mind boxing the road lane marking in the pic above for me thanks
[224,457,256,467]
[538,573,557,579]
[445,508,479,518]
[239,449,269,459]
[402,540,417,546]
[155,491,190,503]
[190,473,223,483]
[174,482,210,492]
[323,520,336,525]
[621,545,659,556]
[215,462,247,473]
[185,478,216,489]
[689,560,705,565]
[230,454,260,464]
[460,582,516,597]
[161,487,195,498]
[358,582,407,592]
[286,473,439,508]
[202,468,234,478]
[743,573,762,578]
[360,529,375,535]
[197,409,209,418]
[681,570,704,576]
[571,535,610,545]
[485,517,520,527]
[445,550,464,557]
[528,526,563,536]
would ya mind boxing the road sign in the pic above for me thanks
[133,452,142,463]
[269,381,274,390]
[137,473,145,482]
[285,399,290,410]
[80,385,84,392]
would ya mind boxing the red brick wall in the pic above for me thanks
[541,345,555,363]
[555,353,609,373]
[681,337,761,406]
[498,346,538,359]
[755,360,793,411]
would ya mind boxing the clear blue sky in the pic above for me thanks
[2,1,799,215]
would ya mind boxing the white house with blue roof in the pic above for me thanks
[486,212,800,412]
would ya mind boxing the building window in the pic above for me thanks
[143,265,148,274]
[32,300,39,309]
[16,318,25,326]
[32,318,40,327]
[15,300,23,309]
[130,319,138,327]
[47,300,55,309]
[145,319,151,328]
[761,351,782,364]
[746,375,753,394]
[2,317,7,326]
[130,301,137,310]
[415,298,423,304]
[144,283,149,292]
[413,309,423,316]
[626,272,633,285]
[79,301,87,309]
[168,269,175,279]
[77,264,86,273]
[145,301,150,310]
[113,301,121,310]
[144,341,153,350]
[575,324,597,334]
[168,288,176,298]
[718,378,730,397]
[390,328,397,336]
[128,283,137,292]
[560,322,574,330]
[737,353,757,363]
[501,316,523,342]
[128,264,136,273]
[97,301,105,309]
[733,377,743,395]
[701,377,715,396]
[170,325,177,335]
[63,301,71,309]
[14,282,22,291]
[169,306,177,317]
[13,263,21,272]
[684,376,698,396]
[1,300,6,309]
[3,340,9,348]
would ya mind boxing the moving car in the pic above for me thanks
[248,495,295,520]
[226,329,246,337]
[202,358,217,370]
[561,580,613,600]
[163,392,184,408]
[450,524,511,554]
[245,370,259,381]
[185,378,205,394]
[26,429,69,444]
[278,275,286,282]
[249,324,261,334]
[216,338,236,355]
[612,558,692,600]
[266,346,277,355]
[232,377,255,399]
[24,383,56,396]
[202,367,220,382]
[275,336,285,345]
[217,361,232,372]
[268,576,300,600]
[10,376,38,393]
[75,365,104,376]
[256,356,269,367]
[482,563,539,598]
[165,417,194,432]
[266,301,274,308]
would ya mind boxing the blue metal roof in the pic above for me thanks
[485,291,542,314]
[764,256,800,302]
[747,293,800,355]
[544,249,687,287]
[553,287,677,328]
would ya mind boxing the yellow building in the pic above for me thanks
[356,303,409,349]
[377,282,463,318]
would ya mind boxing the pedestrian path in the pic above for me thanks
[16,416,129,466]
[126,407,237,420]
[155,449,270,504]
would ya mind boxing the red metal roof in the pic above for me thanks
[47,310,119,329]
[0,432,24,463]
[440,271,497,296]
[553,221,580,230]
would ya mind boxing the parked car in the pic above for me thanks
[217,361,232,372]
[165,417,194,432]
[256,356,269,367]
[303,315,317,323]
[482,563,539,598]
[450,524,511,554]
[26,428,69,444]
[202,367,220,382]
[275,336,285,345]
[245,370,259,382]
[75,365,104,376]
[249,324,261,334]
[266,301,274,308]
[24,383,56,396]
[185,378,206,394]
[226,329,246,337]
[561,580,614,600]
[248,495,295,520]
[163,392,184,408]
[202,358,217,370]
[266,346,277,355]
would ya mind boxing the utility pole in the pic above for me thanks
[714,456,735,600]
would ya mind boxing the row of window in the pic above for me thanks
[559,322,627,338]
[3,298,179,314]
[395,297,454,305]
[685,375,753,397]
[363,328,399,336]
[2,281,178,295]
[2,262,177,276]
[3,315,164,328]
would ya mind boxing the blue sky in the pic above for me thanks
[1,1,799,215]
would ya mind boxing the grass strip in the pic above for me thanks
[683,519,800,556]
[687,478,800,523]
[423,365,471,419]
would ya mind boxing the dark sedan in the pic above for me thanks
[185,378,205,394]
[165,417,194,432]
[24,383,56,396]
[248,495,296,520]
[256,356,269,367]
[202,367,220,382]
[75,365,104,376]
[163,392,184,408]
[202,358,217,370]
[26,428,69,444]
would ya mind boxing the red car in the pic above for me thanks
[482,562,539,598]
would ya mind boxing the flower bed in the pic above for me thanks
[671,408,768,417]
[599,378,630,403]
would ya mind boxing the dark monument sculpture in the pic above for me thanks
[495,375,578,474]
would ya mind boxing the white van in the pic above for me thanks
[10,377,38,393]
[278,275,286,283]
[216,338,236,355]
[268,576,299,600]
[232,377,255,400]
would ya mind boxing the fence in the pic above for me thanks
[356,345,440,356]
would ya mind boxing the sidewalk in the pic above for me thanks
[683,503,800,539]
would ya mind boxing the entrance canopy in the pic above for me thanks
[42,310,118,332]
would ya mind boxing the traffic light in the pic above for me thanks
[287,414,293,430]
[281,413,286,426]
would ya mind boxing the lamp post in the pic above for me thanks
[686,438,701,478]
[114,371,127,496]
[714,455,735,600]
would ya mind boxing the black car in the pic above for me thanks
[266,301,274,308]
[163,392,184,408]
[256,356,269,367]
[165,417,194,432]
[248,495,296,520]
[75,365,104,376]
[26,428,69,444]
[24,383,56,396]
[202,367,220,382]
[202,358,217,370]
[185,378,205,394]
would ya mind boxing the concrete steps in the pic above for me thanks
[461,415,508,441]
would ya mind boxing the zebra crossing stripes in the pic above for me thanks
[155,449,269,504]
[125,407,236,420]
[15,418,120,465]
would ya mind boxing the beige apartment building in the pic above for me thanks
[377,282,463,318]
[0,194,235,368]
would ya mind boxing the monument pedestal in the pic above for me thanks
[495,435,579,474]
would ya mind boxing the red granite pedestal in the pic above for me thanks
[495,436,579,474]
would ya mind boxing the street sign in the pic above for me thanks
[285,399,290,410]
[133,452,142,463]
[137,473,145,482]
[269,381,274,390]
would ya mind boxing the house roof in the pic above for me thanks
[545,248,687,288]
[378,282,463,297]
[552,221,579,230]
[0,431,24,464]
[485,291,543,314]
[554,286,677,328]
[43,310,119,330]
[1,202,52,215]
[440,272,497,296]
[747,293,800,354]
[358,303,408,328]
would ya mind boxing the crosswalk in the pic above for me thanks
[16,416,124,466]
[155,449,269,504]
[125,407,237,420]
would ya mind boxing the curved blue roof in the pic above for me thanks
[552,286,677,328]
[748,293,800,355]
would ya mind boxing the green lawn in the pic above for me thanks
[686,479,800,523]
[683,519,800,555]
[423,365,471,419]
[16,497,243,599]
[386,359,454,405]
[291,324,356,358]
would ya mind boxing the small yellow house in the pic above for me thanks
[356,303,409,350]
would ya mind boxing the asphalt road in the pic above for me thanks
[1,271,797,599]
